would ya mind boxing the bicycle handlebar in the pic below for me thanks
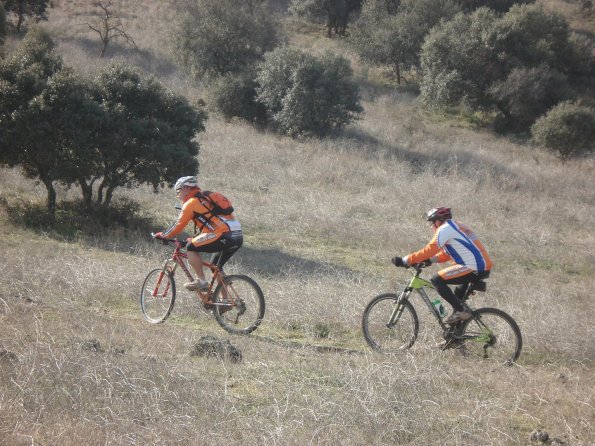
[395,260,432,271]
[150,233,186,246]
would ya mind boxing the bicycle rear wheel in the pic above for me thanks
[362,293,419,353]
[140,268,176,323]
[458,307,522,365]
[212,274,265,335]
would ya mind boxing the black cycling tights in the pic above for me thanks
[430,271,490,312]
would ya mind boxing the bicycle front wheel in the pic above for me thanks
[362,293,419,353]
[212,274,265,335]
[458,307,522,365]
[140,268,176,323]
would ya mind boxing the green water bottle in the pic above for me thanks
[432,299,446,318]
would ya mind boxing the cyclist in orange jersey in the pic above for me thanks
[392,207,493,324]
[153,176,243,293]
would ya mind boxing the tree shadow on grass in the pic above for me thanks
[1,197,356,277]
[1,197,157,248]
[233,246,354,277]
[341,127,523,184]
[58,35,180,80]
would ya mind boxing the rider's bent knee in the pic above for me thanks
[430,274,444,287]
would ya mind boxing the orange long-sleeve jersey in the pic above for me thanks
[162,194,241,238]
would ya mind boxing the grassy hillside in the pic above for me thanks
[1,1,594,445]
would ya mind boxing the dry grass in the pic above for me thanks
[1,1,594,445]
[538,0,595,36]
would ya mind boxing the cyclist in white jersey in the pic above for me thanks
[392,207,493,324]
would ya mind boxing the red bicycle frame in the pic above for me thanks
[156,238,227,302]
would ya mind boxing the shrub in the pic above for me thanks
[256,48,363,137]
[420,4,591,132]
[489,65,571,132]
[171,0,280,80]
[0,4,6,46]
[492,4,577,73]
[0,27,65,216]
[531,101,595,160]
[90,62,206,207]
[350,0,460,84]
[0,31,206,218]
[459,0,534,13]
[290,0,363,37]
[420,8,498,110]
[206,71,267,125]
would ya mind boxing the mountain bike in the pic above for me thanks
[362,262,522,365]
[140,235,265,335]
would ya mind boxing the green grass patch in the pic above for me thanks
[423,106,496,130]
[255,320,367,352]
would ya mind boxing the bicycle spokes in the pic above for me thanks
[457,308,522,365]
[212,274,265,335]
[362,294,419,353]
[144,237,265,334]
[140,268,176,324]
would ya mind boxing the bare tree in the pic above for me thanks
[86,1,136,57]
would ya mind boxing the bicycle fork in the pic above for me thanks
[387,291,411,328]
[162,258,178,274]
[152,259,177,298]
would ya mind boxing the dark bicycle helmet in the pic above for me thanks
[427,207,452,222]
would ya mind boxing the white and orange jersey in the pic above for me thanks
[404,220,493,272]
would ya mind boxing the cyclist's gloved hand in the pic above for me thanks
[153,232,164,239]
[391,256,407,267]
[421,259,432,266]
[185,237,193,248]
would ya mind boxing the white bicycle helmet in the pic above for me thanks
[174,176,198,191]
[427,207,452,222]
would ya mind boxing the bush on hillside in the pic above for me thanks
[206,70,267,125]
[493,5,581,73]
[420,4,592,132]
[89,62,206,207]
[350,0,461,84]
[256,48,363,137]
[489,65,571,132]
[420,8,498,110]
[459,0,534,13]
[290,0,363,37]
[0,30,206,218]
[531,101,595,161]
[0,27,65,216]
[580,0,593,14]
[0,4,6,46]
[171,0,280,80]
[349,0,534,85]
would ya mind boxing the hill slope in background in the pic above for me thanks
[1,1,594,445]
